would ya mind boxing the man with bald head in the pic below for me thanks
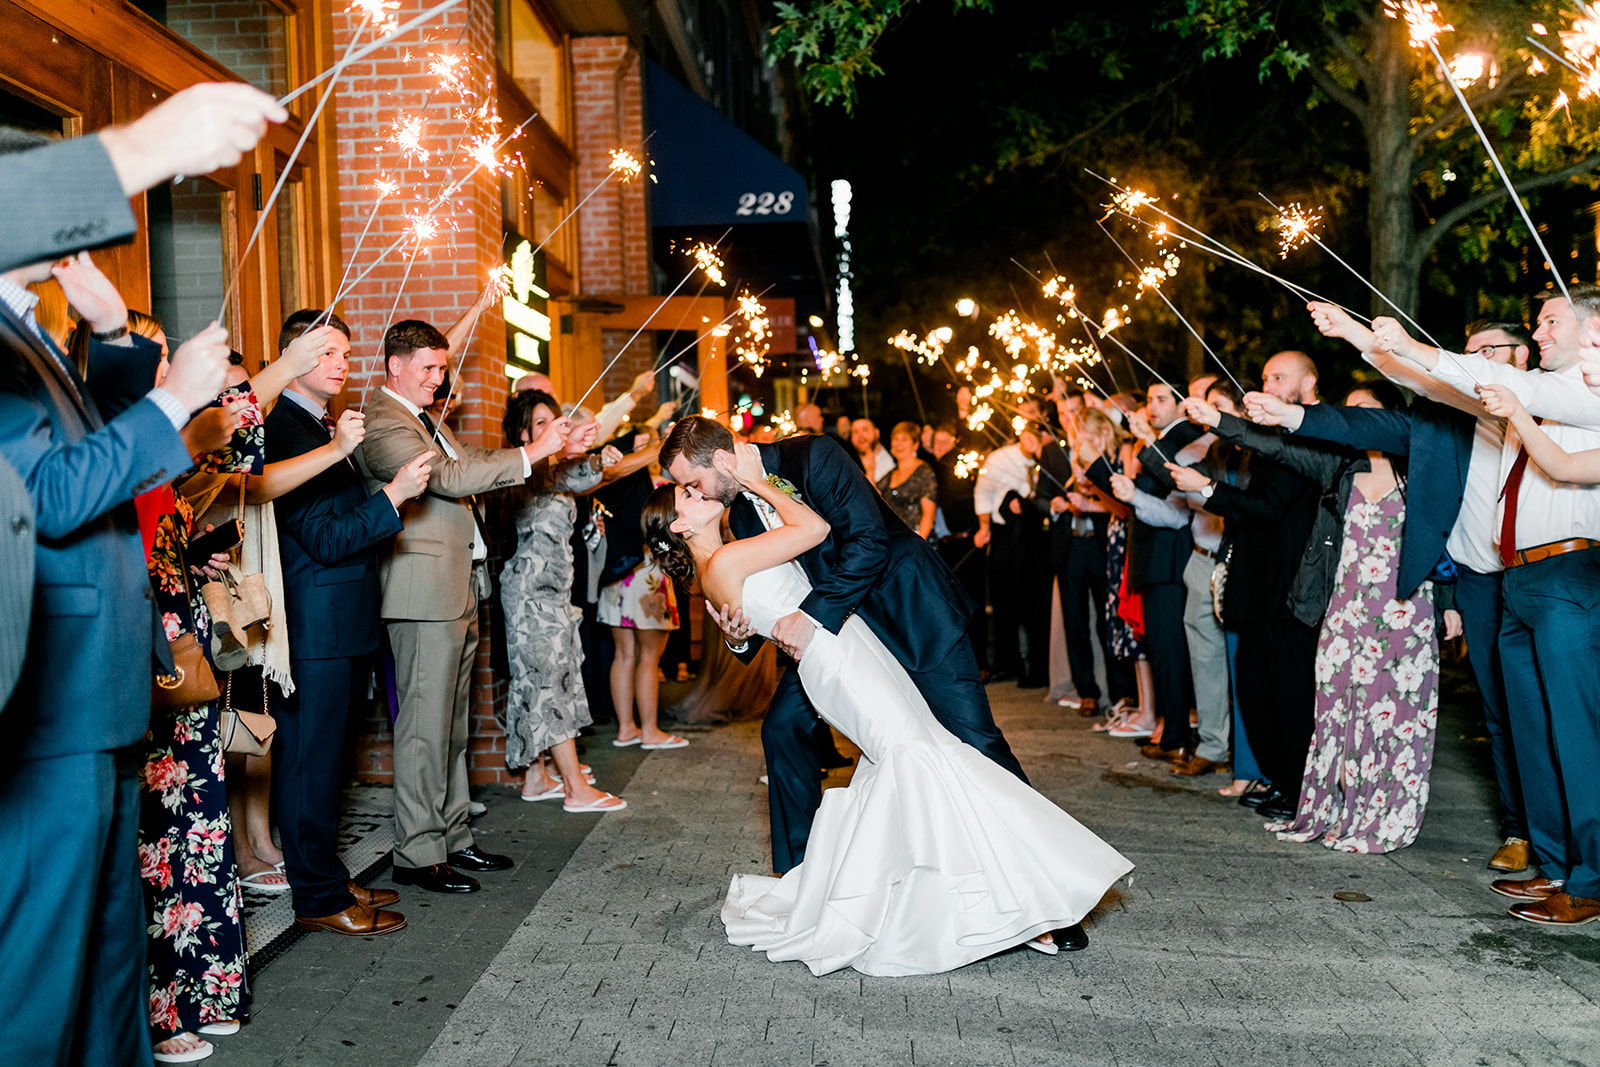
[794,403,824,435]
[512,371,554,395]
[1261,350,1319,406]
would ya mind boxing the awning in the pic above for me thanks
[644,59,808,228]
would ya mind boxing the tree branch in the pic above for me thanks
[1408,66,1528,150]
[1416,156,1600,257]
[1320,22,1371,86]
[1307,62,1368,123]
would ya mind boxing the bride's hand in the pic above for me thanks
[731,441,768,487]
[707,601,756,646]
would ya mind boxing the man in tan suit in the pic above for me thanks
[359,316,572,893]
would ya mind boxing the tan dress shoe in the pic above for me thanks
[1139,743,1190,763]
[1170,754,1228,777]
[1488,837,1530,872]
[349,882,400,908]
[1489,876,1565,901]
[1507,892,1600,926]
[293,901,407,936]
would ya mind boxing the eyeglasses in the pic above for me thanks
[1465,343,1520,356]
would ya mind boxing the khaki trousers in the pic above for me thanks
[387,591,478,868]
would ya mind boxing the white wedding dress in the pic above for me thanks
[721,560,1134,977]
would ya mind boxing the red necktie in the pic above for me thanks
[320,413,336,438]
[1498,417,1544,567]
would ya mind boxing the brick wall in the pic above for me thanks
[572,37,649,297]
[164,0,288,96]
[148,179,228,344]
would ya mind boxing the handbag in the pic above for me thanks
[197,477,271,670]
[219,668,276,756]
[152,631,221,710]
[1211,543,1232,625]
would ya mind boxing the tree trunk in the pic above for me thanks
[1365,11,1422,319]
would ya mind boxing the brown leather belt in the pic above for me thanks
[1509,538,1600,568]
[1193,545,1217,560]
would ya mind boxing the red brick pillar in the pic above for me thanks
[331,0,513,784]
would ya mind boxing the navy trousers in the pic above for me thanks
[1141,581,1192,752]
[761,630,1027,874]
[1498,549,1600,898]
[0,748,152,1066]
[272,656,359,919]
[1455,567,1524,840]
[1055,533,1114,702]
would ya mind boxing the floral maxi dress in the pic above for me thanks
[1268,486,1439,853]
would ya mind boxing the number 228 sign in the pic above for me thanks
[736,191,796,216]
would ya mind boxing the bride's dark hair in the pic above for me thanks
[641,484,696,583]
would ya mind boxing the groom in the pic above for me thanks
[661,416,1027,873]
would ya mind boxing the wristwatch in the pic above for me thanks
[1199,481,1216,500]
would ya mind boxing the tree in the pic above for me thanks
[776,0,1600,318]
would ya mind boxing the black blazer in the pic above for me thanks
[264,398,404,660]
[1087,421,1205,586]
[1201,450,1321,623]
[728,434,973,672]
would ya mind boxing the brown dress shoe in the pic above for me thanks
[1140,743,1190,763]
[1170,754,1227,777]
[1507,892,1600,926]
[1056,696,1099,717]
[293,901,407,937]
[349,882,400,908]
[1489,876,1565,901]
[1488,837,1531,872]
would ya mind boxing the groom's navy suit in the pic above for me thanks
[265,394,404,919]
[730,435,1027,872]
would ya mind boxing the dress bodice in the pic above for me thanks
[738,562,813,640]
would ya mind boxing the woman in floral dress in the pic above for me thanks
[500,392,629,811]
[138,380,262,1063]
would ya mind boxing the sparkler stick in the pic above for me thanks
[1093,217,1247,393]
[529,146,648,261]
[278,0,465,107]
[1387,1,1574,304]
[356,250,421,407]
[1257,193,1442,347]
[1525,35,1583,76]
[572,233,730,409]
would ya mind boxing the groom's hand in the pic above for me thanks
[771,611,814,661]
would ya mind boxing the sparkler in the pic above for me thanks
[1275,202,1322,256]
[572,232,732,409]
[1392,5,1575,306]
[731,290,772,377]
[1094,217,1247,393]
[525,147,651,263]
[278,0,466,107]
[1260,193,1442,347]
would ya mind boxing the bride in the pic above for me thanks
[641,443,1133,977]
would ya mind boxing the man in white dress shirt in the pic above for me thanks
[1363,290,1600,927]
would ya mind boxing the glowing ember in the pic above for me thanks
[348,0,400,35]
[1102,307,1126,334]
[689,242,727,287]
[734,291,773,377]
[966,403,994,431]
[1384,0,1452,50]
[467,134,503,175]
[407,212,440,245]
[609,149,644,181]
[953,450,982,479]
[1276,202,1324,255]
[374,175,399,198]
[390,114,429,166]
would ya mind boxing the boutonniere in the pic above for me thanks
[766,473,801,501]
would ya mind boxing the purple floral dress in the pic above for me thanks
[1268,486,1439,853]
[139,384,262,1039]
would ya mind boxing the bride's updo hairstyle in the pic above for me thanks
[641,484,697,583]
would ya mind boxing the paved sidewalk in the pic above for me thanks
[230,678,1600,1066]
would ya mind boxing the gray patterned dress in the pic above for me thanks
[498,454,605,769]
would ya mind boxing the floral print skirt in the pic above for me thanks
[139,696,247,1038]
[598,558,680,631]
[1268,489,1439,853]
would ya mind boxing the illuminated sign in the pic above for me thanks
[502,234,550,375]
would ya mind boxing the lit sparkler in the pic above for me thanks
[689,242,727,288]
[1275,203,1323,256]
[1384,0,1451,49]
[609,149,644,181]
[732,290,772,377]
[953,450,982,479]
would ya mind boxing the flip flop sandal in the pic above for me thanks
[1025,935,1059,956]
[197,1021,241,1036]
[520,782,565,802]
[152,1035,214,1063]
[612,736,642,747]
[641,736,689,750]
[239,869,290,894]
[563,792,628,813]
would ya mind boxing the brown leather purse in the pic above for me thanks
[219,669,276,756]
[152,631,221,710]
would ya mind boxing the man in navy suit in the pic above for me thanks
[661,416,1026,876]
[265,310,434,936]
[0,245,230,1064]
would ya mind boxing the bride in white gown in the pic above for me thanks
[641,444,1133,977]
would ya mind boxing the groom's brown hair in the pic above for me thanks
[660,414,734,472]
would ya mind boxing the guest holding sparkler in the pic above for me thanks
[975,421,1052,687]
[358,309,573,895]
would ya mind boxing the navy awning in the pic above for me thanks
[644,60,808,228]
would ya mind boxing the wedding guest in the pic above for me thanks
[877,421,937,538]
[930,421,989,670]
[794,403,824,434]
[357,297,568,895]
[498,391,628,810]
[975,422,1051,686]
[850,417,894,481]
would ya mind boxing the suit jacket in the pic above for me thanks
[356,388,526,621]
[1087,421,1204,587]
[0,455,33,706]
[0,309,190,757]
[1201,450,1320,623]
[729,434,973,673]
[1293,400,1474,598]
[265,398,404,658]
[0,136,137,274]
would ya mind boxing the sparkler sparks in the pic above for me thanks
[1384,0,1452,50]
[888,328,950,366]
[1104,187,1155,220]
[689,242,727,287]
[1559,5,1600,98]
[347,0,400,35]
[953,450,982,479]
[374,175,400,199]
[733,291,773,376]
[608,149,644,181]
[1275,203,1324,256]
[966,403,993,432]
[390,114,430,167]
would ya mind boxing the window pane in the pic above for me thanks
[504,0,565,137]
[277,181,304,319]
[139,0,289,96]
[148,179,230,344]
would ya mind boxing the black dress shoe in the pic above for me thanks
[1239,787,1283,810]
[446,846,514,872]
[1055,923,1089,951]
[391,863,480,893]
[1257,796,1297,821]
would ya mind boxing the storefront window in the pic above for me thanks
[502,168,574,274]
[147,179,231,345]
[497,0,567,137]
[134,0,289,97]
